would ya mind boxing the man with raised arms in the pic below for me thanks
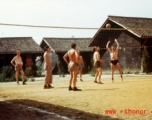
[106,39,123,83]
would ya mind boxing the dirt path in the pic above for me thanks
[0,74,152,120]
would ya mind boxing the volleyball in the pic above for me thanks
[106,23,111,28]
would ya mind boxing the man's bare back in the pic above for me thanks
[68,49,78,63]
[63,43,81,91]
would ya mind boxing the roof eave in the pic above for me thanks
[109,18,141,38]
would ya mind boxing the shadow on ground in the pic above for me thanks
[0,99,123,120]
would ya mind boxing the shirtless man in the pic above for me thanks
[43,46,53,89]
[77,51,84,81]
[106,39,123,83]
[11,50,26,85]
[63,43,81,91]
[93,46,105,84]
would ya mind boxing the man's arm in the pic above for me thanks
[75,50,79,64]
[44,53,51,69]
[10,57,16,67]
[81,56,85,67]
[20,57,23,66]
[106,41,111,52]
[115,39,119,51]
[63,52,69,64]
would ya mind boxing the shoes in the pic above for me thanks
[22,81,26,85]
[121,75,123,81]
[94,81,98,83]
[80,79,83,81]
[73,87,81,91]
[44,84,54,89]
[44,84,49,89]
[69,86,73,91]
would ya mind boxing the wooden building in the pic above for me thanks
[40,38,93,73]
[88,16,152,71]
[0,37,43,70]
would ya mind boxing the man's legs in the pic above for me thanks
[47,69,53,88]
[97,67,103,84]
[44,69,52,89]
[72,70,81,91]
[111,64,115,83]
[116,63,123,81]
[79,69,83,81]
[20,70,26,85]
[69,71,73,90]
[73,70,77,87]
[94,69,99,83]
[15,71,19,84]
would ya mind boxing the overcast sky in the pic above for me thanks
[0,0,152,44]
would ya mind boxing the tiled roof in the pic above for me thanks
[108,16,152,37]
[0,37,43,54]
[40,38,93,52]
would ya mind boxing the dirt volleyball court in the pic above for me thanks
[0,74,152,120]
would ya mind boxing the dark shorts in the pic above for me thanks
[94,61,101,68]
[111,60,119,65]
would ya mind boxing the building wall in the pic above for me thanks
[101,32,141,72]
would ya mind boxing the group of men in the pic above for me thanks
[10,39,123,91]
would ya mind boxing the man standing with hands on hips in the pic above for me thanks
[63,43,81,91]
[11,50,26,85]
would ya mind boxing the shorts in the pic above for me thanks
[111,60,119,65]
[94,61,101,69]
[78,64,83,70]
[15,64,23,71]
[68,62,78,71]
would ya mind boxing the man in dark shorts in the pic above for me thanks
[93,46,105,84]
[106,39,123,83]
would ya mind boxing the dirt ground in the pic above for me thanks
[0,74,152,120]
